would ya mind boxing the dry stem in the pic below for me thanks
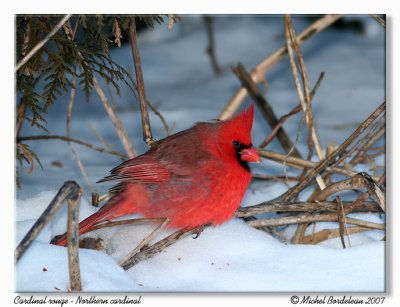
[17,135,128,159]
[15,14,72,72]
[246,214,384,230]
[276,101,385,202]
[16,181,81,262]
[128,18,155,147]
[232,63,301,158]
[204,16,222,75]
[218,14,342,120]
[67,187,83,292]
[92,76,136,158]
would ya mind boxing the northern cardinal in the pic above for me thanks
[52,104,260,246]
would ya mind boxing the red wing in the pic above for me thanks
[97,155,170,183]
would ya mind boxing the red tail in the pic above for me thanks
[51,195,125,247]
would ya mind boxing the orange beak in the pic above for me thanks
[240,147,262,163]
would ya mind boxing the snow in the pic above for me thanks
[15,15,385,292]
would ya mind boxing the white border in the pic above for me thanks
[2,1,398,306]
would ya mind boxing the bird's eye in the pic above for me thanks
[233,140,240,149]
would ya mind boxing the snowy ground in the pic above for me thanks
[15,15,385,292]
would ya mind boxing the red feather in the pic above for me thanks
[52,104,260,246]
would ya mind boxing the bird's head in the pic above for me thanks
[217,104,261,166]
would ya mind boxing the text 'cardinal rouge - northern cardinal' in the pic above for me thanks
[51,104,261,246]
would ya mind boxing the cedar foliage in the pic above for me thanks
[15,14,178,188]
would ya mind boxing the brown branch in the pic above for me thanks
[350,123,385,165]
[119,218,170,267]
[92,77,137,158]
[346,173,385,213]
[15,181,81,262]
[66,76,94,192]
[218,14,343,120]
[128,18,155,147]
[204,16,222,75]
[300,226,373,245]
[259,72,325,148]
[285,15,323,161]
[257,148,374,179]
[15,14,72,72]
[89,217,166,232]
[235,201,381,218]
[232,63,302,158]
[246,213,385,230]
[17,135,128,159]
[275,101,386,202]
[121,225,205,270]
[315,172,385,211]
[147,100,171,136]
[67,186,83,292]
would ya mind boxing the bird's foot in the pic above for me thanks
[191,225,206,239]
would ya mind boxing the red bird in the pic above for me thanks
[52,104,260,246]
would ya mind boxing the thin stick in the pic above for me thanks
[15,14,72,72]
[315,172,385,212]
[119,218,170,267]
[347,173,385,213]
[350,124,385,165]
[67,187,83,292]
[66,76,94,192]
[235,201,380,218]
[121,225,205,270]
[285,15,324,161]
[301,226,373,245]
[232,63,302,158]
[259,72,325,148]
[218,14,342,120]
[90,217,166,231]
[92,76,136,158]
[204,16,222,75]
[276,101,386,202]
[369,14,386,28]
[17,135,128,159]
[257,148,374,179]
[15,181,81,262]
[147,100,171,136]
[128,18,155,147]
[246,213,385,230]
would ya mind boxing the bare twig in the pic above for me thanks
[235,201,381,218]
[67,187,83,292]
[147,100,172,136]
[232,63,302,158]
[128,18,155,147]
[350,123,385,165]
[347,173,385,213]
[285,15,324,162]
[89,217,166,231]
[369,14,386,28]
[315,172,386,212]
[119,218,170,267]
[16,14,72,72]
[204,16,222,75]
[246,214,385,230]
[92,77,136,158]
[257,148,374,179]
[259,72,325,148]
[275,101,385,202]
[121,225,206,270]
[15,181,81,262]
[17,135,128,159]
[301,226,373,245]
[219,14,342,120]
[66,76,94,192]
